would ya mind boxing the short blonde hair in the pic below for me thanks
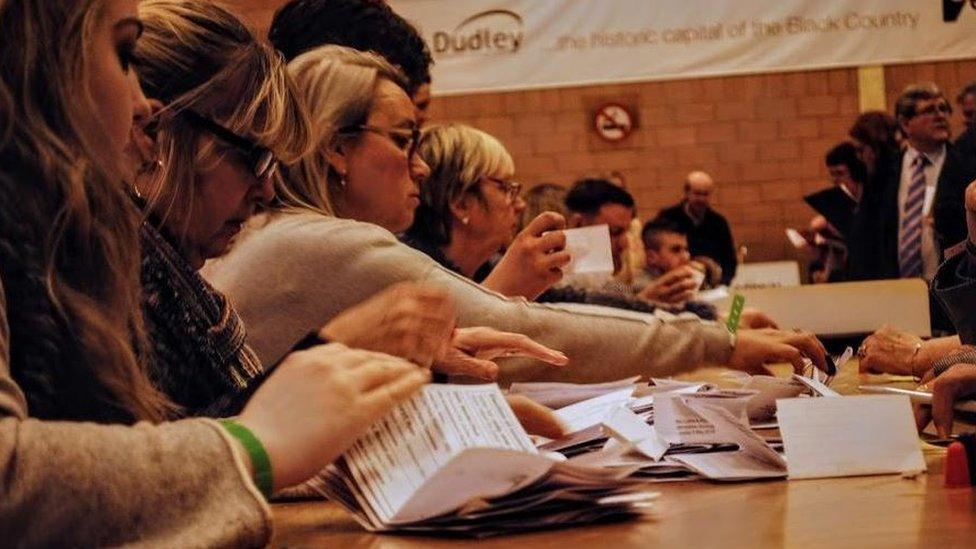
[279,45,409,216]
[409,123,515,245]
[134,0,310,238]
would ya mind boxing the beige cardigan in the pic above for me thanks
[203,212,733,384]
[0,278,272,547]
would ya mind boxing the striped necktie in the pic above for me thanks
[898,154,929,278]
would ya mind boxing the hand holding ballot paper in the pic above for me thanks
[480,212,572,300]
[562,225,615,277]
[313,384,657,536]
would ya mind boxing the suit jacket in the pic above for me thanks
[874,146,954,279]
[847,155,900,280]
[935,132,976,252]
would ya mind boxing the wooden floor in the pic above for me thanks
[272,361,976,548]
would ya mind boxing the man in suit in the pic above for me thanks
[875,83,957,333]
[656,171,738,285]
[878,83,952,282]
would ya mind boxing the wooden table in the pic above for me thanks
[272,362,976,548]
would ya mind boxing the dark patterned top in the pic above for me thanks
[140,220,263,417]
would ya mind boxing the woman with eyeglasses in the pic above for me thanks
[205,45,829,386]
[129,1,477,413]
[402,124,572,297]
[0,0,432,545]
[128,0,311,416]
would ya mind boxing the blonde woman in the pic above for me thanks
[204,45,829,385]
[129,0,310,416]
[0,1,427,545]
[402,124,570,296]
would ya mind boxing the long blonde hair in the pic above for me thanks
[0,0,170,421]
[134,0,311,240]
[279,45,408,216]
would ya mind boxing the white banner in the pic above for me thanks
[388,0,976,95]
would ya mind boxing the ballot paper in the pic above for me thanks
[659,396,787,481]
[562,225,614,275]
[776,394,926,480]
[314,384,656,536]
[509,377,641,409]
[554,387,636,432]
[696,286,730,302]
[536,383,793,483]
[785,228,809,249]
[730,374,807,422]
[341,384,536,524]
[653,391,754,444]
[791,373,840,397]
[644,378,709,396]
[602,407,668,461]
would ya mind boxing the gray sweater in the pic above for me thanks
[0,276,272,547]
[203,211,733,384]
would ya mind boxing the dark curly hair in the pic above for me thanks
[268,0,433,95]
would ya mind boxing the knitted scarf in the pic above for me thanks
[140,220,263,418]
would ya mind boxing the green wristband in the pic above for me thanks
[220,420,273,498]
[726,293,745,334]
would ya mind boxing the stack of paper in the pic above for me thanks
[528,371,925,484]
[509,377,641,409]
[310,384,658,537]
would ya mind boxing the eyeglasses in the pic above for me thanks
[182,110,279,181]
[483,176,522,203]
[338,124,421,160]
[912,102,953,118]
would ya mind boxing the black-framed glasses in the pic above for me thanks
[338,124,421,160]
[483,176,522,203]
[182,110,279,181]
[913,102,953,118]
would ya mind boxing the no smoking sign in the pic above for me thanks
[593,103,635,143]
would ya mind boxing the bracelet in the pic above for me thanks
[220,419,273,499]
[910,342,923,381]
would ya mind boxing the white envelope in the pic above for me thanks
[562,225,614,275]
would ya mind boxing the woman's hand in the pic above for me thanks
[505,395,566,439]
[237,343,428,490]
[319,283,456,368]
[637,266,698,304]
[913,363,976,437]
[858,325,922,375]
[483,212,571,300]
[434,327,569,380]
[728,328,827,375]
[856,325,952,377]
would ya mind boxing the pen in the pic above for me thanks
[858,386,976,414]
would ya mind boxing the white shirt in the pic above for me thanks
[898,144,946,281]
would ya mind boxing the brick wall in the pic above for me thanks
[225,0,976,262]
